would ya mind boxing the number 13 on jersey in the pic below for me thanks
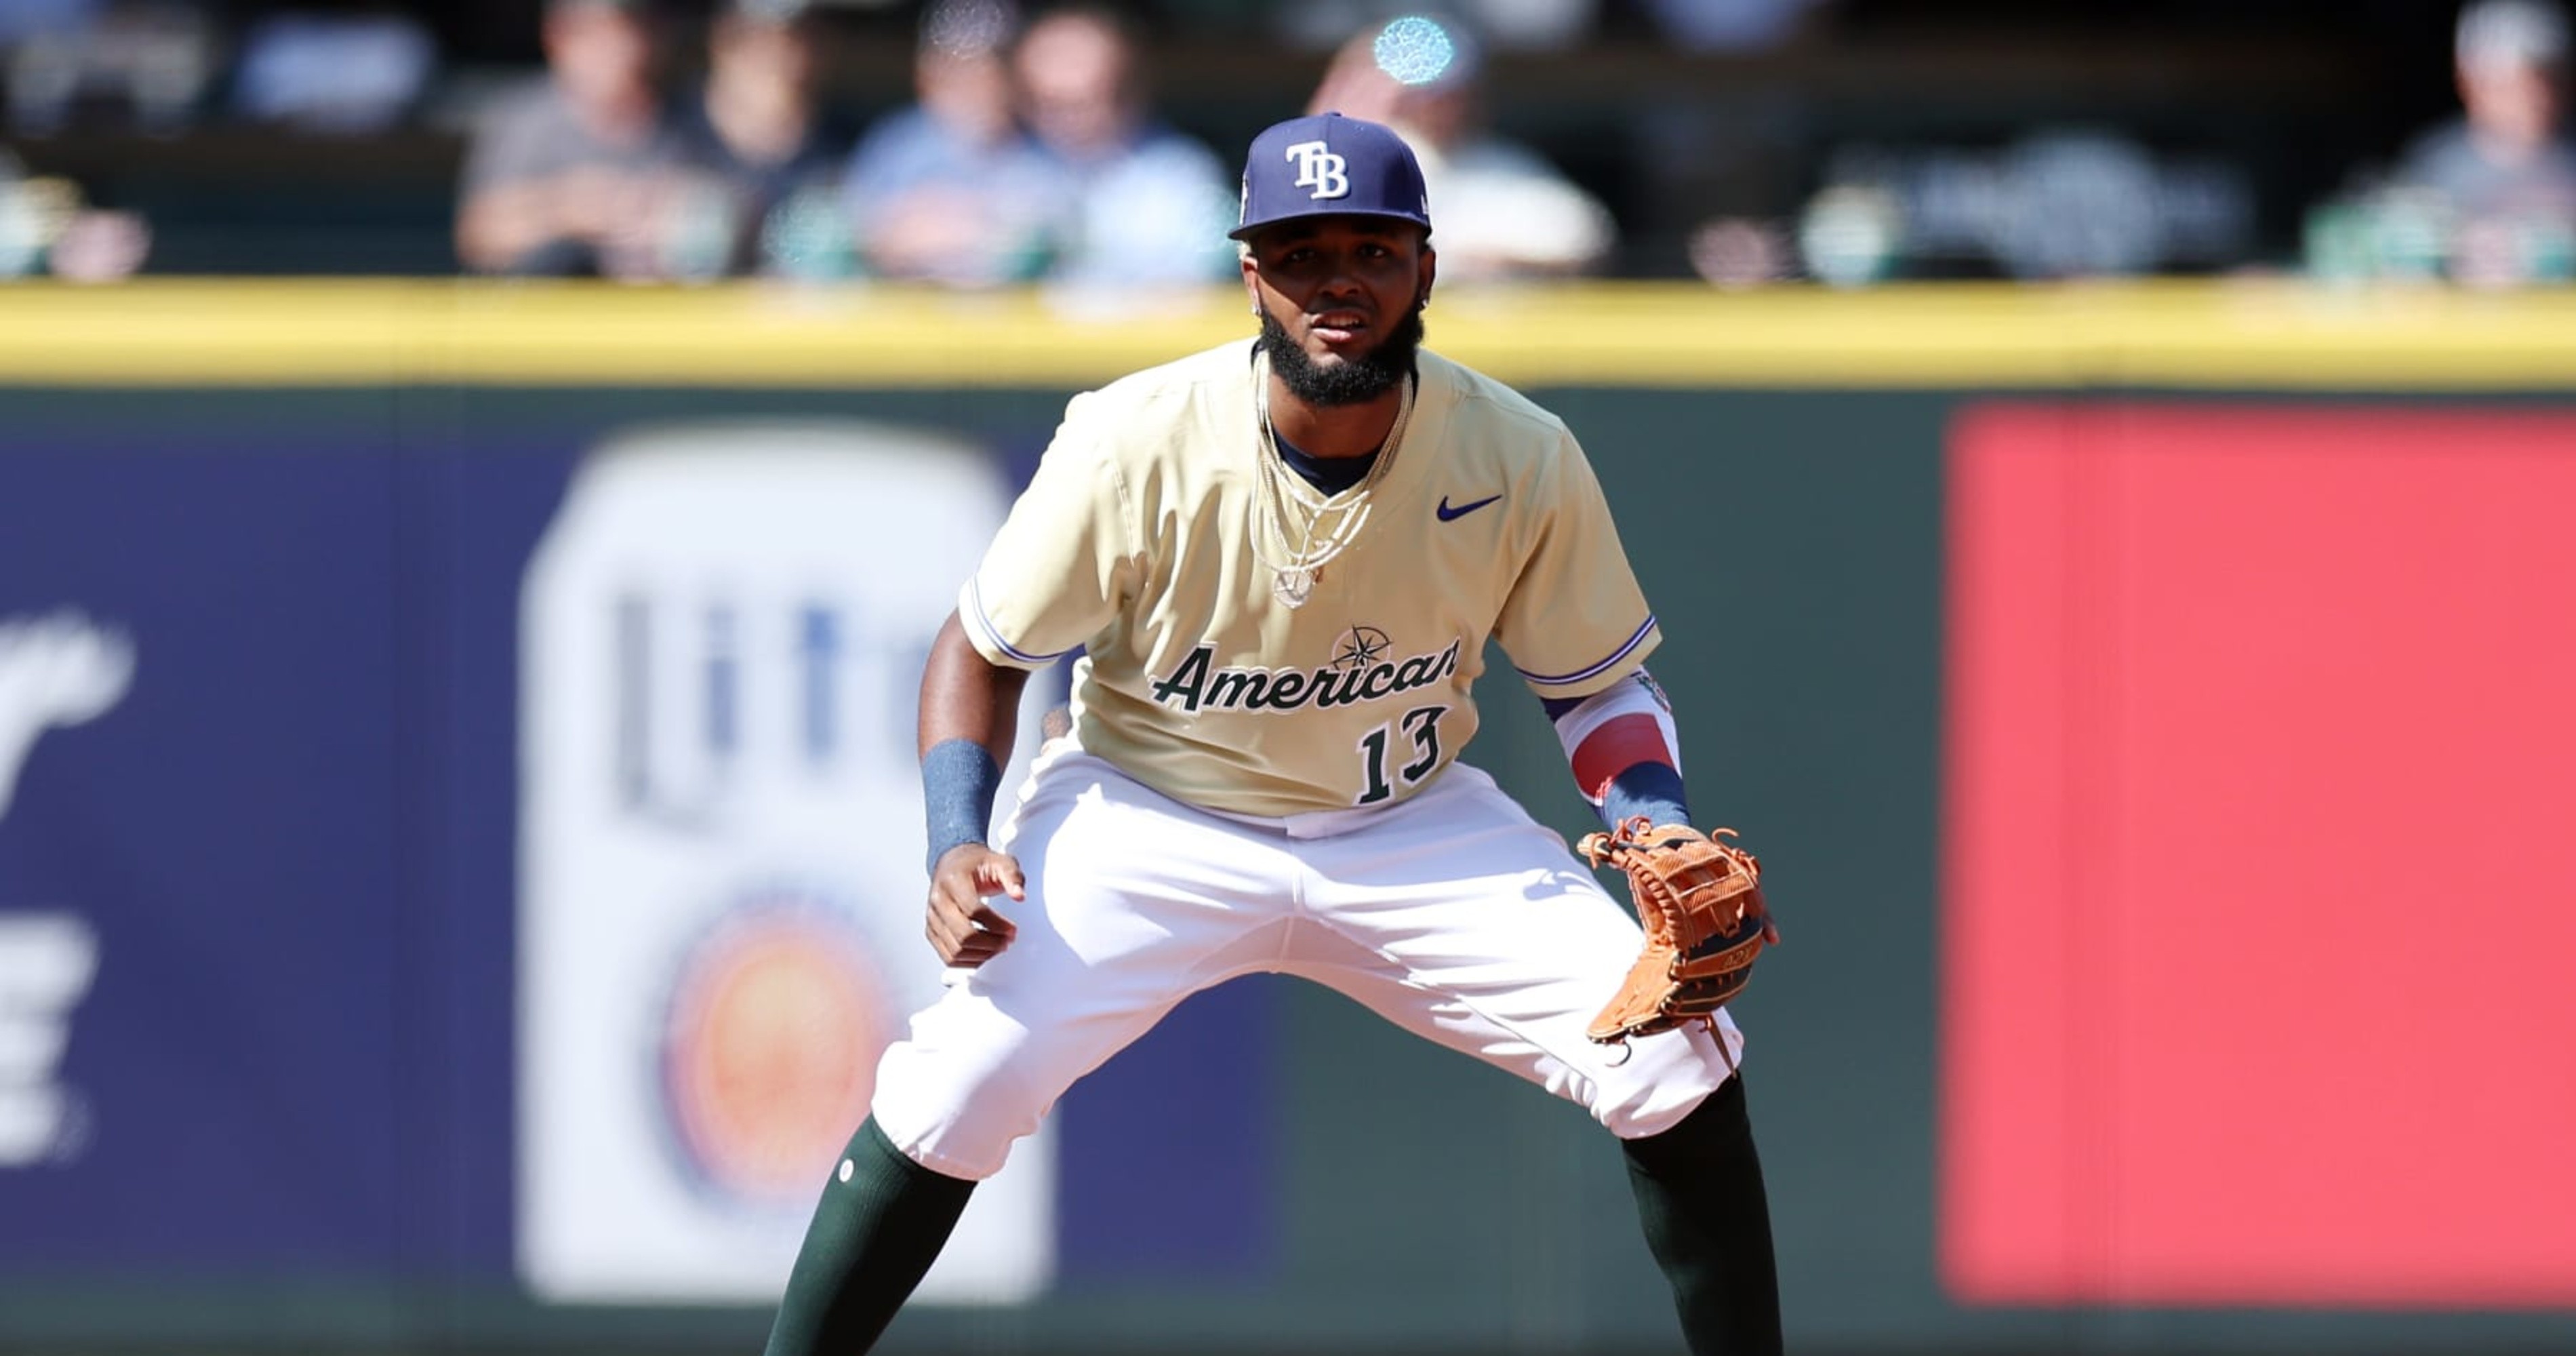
[1356,705,1448,805]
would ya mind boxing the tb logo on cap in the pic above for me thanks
[1284,140,1350,201]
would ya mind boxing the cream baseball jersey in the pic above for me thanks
[957,340,1660,816]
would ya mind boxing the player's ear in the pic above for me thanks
[1417,241,1437,311]
[1239,249,1262,315]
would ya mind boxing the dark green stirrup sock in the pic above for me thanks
[763,1117,977,1356]
[1622,1076,1786,1356]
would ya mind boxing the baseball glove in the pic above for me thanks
[1578,818,1775,1045]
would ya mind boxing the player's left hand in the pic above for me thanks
[926,843,1024,968]
[1578,820,1775,1043]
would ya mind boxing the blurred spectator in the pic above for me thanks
[1308,13,1615,280]
[1638,0,1827,52]
[230,6,438,136]
[662,0,851,278]
[0,148,62,273]
[0,148,148,280]
[839,0,1059,284]
[1639,0,1834,283]
[2388,0,2576,284]
[1013,3,1235,291]
[1686,215,1796,290]
[0,0,98,46]
[6,1,216,136]
[455,0,686,277]
[1785,131,2251,285]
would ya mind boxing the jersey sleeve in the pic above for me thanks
[1493,431,1662,701]
[955,393,1138,670]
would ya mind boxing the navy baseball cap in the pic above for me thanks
[1230,112,1432,241]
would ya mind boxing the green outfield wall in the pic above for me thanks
[0,283,2569,1356]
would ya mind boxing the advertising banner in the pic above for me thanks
[1943,404,2576,1308]
[0,442,411,1273]
[0,615,122,1170]
[0,403,1267,1316]
[7,361,2566,1353]
[515,420,1058,1303]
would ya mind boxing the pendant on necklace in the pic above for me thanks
[1274,565,1319,608]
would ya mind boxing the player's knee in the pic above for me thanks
[869,1031,1054,1181]
[1588,1029,1735,1140]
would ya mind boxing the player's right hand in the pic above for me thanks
[926,843,1024,968]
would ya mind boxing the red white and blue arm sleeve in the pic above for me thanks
[1542,669,1692,830]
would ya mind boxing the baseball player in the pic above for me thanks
[765,112,1782,1355]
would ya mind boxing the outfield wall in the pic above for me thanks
[1,282,2571,1355]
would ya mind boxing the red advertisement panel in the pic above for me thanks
[1943,404,2576,1308]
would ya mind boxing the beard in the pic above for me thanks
[1257,299,1426,407]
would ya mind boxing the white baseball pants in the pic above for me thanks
[872,742,1743,1180]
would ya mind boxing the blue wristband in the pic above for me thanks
[1601,760,1691,832]
[922,738,1003,872]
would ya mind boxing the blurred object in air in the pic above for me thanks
[839,0,1060,285]
[1305,13,1615,281]
[1277,0,1596,52]
[2308,0,2576,287]
[1798,129,2253,283]
[230,9,439,135]
[666,0,852,279]
[1014,3,1235,296]
[6,1,218,136]
[454,0,689,277]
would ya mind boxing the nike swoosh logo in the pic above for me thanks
[1436,494,1502,522]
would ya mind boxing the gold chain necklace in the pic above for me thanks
[1249,350,1415,609]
